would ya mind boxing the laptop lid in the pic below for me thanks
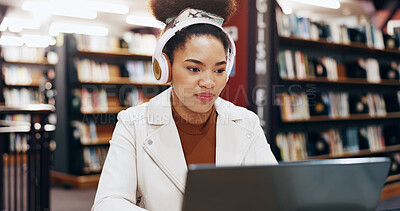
[182,157,391,211]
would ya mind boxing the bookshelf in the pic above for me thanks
[0,104,56,210]
[53,33,169,179]
[281,112,400,123]
[270,8,400,185]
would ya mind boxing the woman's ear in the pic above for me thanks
[163,53,172,83]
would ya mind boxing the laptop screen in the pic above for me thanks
[182,157,390,211]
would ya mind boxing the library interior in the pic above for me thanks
[1,0,400,210]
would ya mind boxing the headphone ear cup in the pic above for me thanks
[153,53,171,84]
[153,58,163,81]
[162,53,172,83]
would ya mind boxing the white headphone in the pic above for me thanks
[152,13,236,84]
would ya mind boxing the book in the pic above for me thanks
[308,93,329,116]
[383,124,400,146]
[345,58,367,79]
[276,132,307,161]
[380,61,400,80]
[307,130,331,156]
[349,94,369,114]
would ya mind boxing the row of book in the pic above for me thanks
[277,91,392,121]
[74,58,158,84]
[276,10,399,50]
[278,50,400,82]
[72,87,149,113]
[2,65,42,85]
[71,120,100,145]
[2,114,31,123]
[74,33,157,56]
[125,60,157,84]
[8,133,29,153]
[123,87,145,107]
[2,88,41,106]
[75,59,114,82]
[276,124,392,161]
[2,46,46,63]
[125,32,157,56]
[82,146,109,174]
[75,34,123,53]
[278,50,339,81]
[79,88,109,113]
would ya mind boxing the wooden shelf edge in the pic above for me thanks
[3,60,57,66]
[50,170,100,189]
[381,181,400,200]
[386,174,400,183]
[4,83,41,87]
[281,112,400,123]
[81,137,110,146]
[280,78,400,86]
[78,78,167,86]
[306,145,400,160]
[74,49,152,59]
[80,107,128,114]
[279,36,400,56]
[0,104,55,113]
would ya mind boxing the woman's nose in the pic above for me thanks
[199,72,216,88]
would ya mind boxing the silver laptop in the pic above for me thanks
[182,157,391,211]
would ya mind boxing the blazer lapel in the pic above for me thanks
[215,114,255,166]
[142,87,187,193]
[214,98,256,166]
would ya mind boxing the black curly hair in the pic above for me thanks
[149,0,237,64]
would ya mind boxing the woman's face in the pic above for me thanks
[171,35,228,115]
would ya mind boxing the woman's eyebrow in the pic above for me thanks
[184,59,227,66]
[184,59,204,66]
[215,61,227,66]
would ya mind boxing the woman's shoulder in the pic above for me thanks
[215,98,259,122]
[117,102,150,123]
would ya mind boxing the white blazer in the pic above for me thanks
[92,87,277,211]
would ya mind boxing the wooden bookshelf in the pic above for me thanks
[3,83,41,87]
[281,78,400,86]
[281,112,400,123]
[74,49,152,60]
[3,60,57,66]
[307,144,400,160]
[50,171,101,189]
[78,77,168,86]
[279,36,400,57]
[386,174,400,184]
[81,137,110,146]
[80,106,128,114]
[82,167,102,174]
[0,104,55,114]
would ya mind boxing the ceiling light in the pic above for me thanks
[0,35,24,47]
[22,34,55,48]
[290,0,340,9]
[126,15,165,29]
[22,1,97,19]
[87,1,129,14]
[282,6,293,14]
[0,17,40,32]
[49,22,109,36]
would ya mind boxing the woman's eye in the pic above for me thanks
[215,69,226,73]
[188,67,200,72]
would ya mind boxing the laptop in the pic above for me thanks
[181,157,391,211]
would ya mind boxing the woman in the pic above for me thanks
[92,0,277,210]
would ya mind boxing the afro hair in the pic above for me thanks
[149,0,238,24]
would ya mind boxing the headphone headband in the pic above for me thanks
[152,9,236,84]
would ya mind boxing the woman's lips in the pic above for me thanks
[195,92,214,103]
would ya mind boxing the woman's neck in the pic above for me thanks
[171,90,213,125]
